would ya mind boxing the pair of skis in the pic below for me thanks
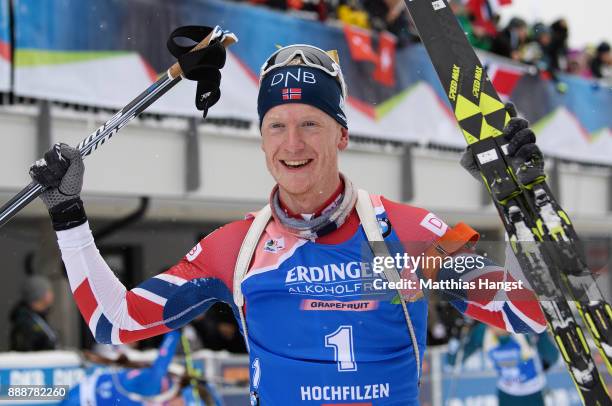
[402,0,611,404]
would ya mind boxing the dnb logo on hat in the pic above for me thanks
[282,88,302,100]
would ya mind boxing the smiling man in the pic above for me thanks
[30,38,547,405]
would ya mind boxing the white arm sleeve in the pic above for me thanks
[57,222,143,342]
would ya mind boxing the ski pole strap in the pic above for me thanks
[167,25,230,80]
[167,26,217,56]
[420,222,479,281]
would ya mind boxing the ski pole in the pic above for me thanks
[181,330,202,405]
[0,26,237,230]
[444,318,473,406]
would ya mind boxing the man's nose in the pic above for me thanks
[283,126,305,153]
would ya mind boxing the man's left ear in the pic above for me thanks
[338,127,349,151]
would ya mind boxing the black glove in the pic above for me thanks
[29,143,87,230]
[501,105,545,185]
[460,103,545,185]
[167,26,227,118]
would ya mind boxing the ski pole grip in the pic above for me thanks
[167,28,237,79]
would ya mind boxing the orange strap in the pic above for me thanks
[421,222,479,281]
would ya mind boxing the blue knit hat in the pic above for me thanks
[257,65,348,129]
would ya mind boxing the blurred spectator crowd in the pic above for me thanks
[236,0,611,83]
[450,1,611,84]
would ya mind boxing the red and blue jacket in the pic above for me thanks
[57,195,546,405]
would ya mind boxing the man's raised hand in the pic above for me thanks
[29,143,87,230]
[460,103,545,184]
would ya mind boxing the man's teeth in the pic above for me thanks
[284,160,310,168]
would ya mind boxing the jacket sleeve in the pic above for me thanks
[57,221,247,344]
[381,196,546,335]
[436,250,547,334]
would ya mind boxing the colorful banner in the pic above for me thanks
[10,0,612,164]
[0,0,10,92]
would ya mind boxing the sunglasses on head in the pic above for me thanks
[260,44,347,97]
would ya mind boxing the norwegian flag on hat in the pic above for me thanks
[282,88,302,100]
